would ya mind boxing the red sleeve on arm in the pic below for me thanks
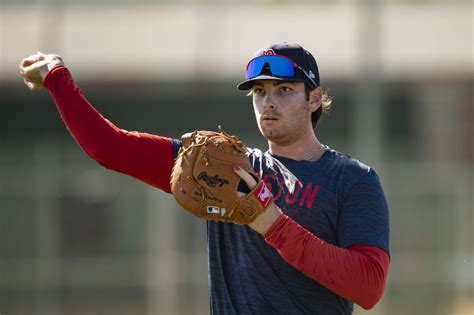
[43,66,175,192]
[264,215,389,310]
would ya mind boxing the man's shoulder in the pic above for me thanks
[322,148,379,189]
[326,148,372,173]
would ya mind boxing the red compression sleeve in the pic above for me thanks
[43,66,175,192]
[264,215,389,310]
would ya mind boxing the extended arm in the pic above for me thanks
[20,53,175,192]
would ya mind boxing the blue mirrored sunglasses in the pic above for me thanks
[245,54,317,87]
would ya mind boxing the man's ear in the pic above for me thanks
[309,87,322,113]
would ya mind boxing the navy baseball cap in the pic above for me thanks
[237,42,320,90]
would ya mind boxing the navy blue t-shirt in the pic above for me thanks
[172,141,390,315]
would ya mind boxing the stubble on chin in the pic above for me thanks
[261,126,292,146]
[259,125,276,142]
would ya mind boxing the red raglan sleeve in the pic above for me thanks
[43,66,176,192]
[264,214,390,310]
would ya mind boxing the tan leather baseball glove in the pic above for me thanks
[170,127,273,225]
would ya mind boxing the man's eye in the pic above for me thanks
[253,88,264,95]
[280,86,291,93]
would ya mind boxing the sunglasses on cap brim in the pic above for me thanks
[245,54,317,87]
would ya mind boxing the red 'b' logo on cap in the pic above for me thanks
[261,49,276,56]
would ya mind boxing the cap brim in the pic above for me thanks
[236,75,309,90]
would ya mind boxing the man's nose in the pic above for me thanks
[263,93,276,110]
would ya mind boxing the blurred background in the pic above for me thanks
[0,0,472,314]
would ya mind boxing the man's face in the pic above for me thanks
[251,80,314,146]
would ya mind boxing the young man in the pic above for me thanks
[20,42,390,314]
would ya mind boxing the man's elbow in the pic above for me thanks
[357,284,386,310]
[354,246,390,310]
[84,145,115,169]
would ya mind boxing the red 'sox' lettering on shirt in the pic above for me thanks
[263,175,320,209]
[298,183,320,209]
[285,180,303,205]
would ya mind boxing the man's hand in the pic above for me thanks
[234,166,283,235]
[19,52,64,91]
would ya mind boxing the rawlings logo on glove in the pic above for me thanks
[170,127,273,225]
[197,172,230,187]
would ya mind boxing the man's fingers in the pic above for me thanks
[20,58,35,70]
[234,165,257,189]
[20,54,44,69]
[23,78,41,92]
[19,54,46,80]
[23,78,33,89]
[21,60,49,82]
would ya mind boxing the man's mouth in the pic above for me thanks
[262,115,278,121]
[261,116,279,126]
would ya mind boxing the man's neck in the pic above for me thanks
[268,131,326,162]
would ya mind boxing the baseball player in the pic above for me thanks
[19,42,390,314]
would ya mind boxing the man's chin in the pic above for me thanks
[261,128,286,144]
[261,127,277,140]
